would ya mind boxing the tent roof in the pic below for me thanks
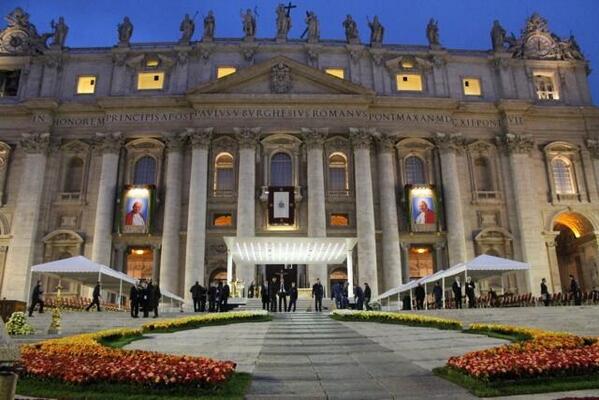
[442,254,529,278]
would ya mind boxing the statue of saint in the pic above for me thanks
[276,3,291,39]
[6,7,30,29]
[368,16,384,46]
[241,9,256,39]
[490,20,506,51]
[343,15,359,43]
[179,13,195,44]
[304,11,319,43]
[50,16,68,48]
[117,17,133,45]
[426,18,440,47]
[560,35,584,60]
[203,11,215,41]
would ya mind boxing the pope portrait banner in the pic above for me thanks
[120,185,155,234]
[268,186,295,225]
[407,184,439,233]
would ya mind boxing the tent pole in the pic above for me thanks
[347,249,354,300]
[118,279,122,311]
[424,284,428,310]
[410,288,413,310]
[442,277,446,309]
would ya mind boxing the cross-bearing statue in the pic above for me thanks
[303,11,319,43]
[50,16,68,48]
[426,18,440,47]
[241,9,256,39]
[275,3,291,40]
[343,14,359,43]
[368,15,384,46]
[179,13,195,45]
[490,20,506,51]
[203,10,215,41]
[117,16,133,46]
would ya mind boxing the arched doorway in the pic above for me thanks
[209,268,227,285]
[329,267,347,295]
[553,212,599,292]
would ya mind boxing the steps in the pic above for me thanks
[236,297,333,312]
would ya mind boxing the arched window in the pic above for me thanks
[64,157,84,193]
[214,153,234,193]
[474,157,493,191]
[552,157,575,194]
[270,152,292,186]
[134,156,157,185]
[405,155,426,184]
[328,153,348,192]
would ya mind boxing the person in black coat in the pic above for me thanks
[85,281,102,312]
[199,284,207,312]
[269,277,278,312]
[354,285,364,310]
[465,277,476,308]
[146,280,155,318]
[208,283,217,312]
[540,278,550,306]
[152,282,161,318]
[129,282,139,318]
[220,282,230,312]
[312,278,324,312]
[277,278,288,312]
[261,279,270,310]
[415,283,425,310]
[28,280,44,317]
[432,281,443,309]
[452,277,462,309]
[287,282,298,312]
[190,281,202,312]
[570,275,582,305]
[363,283,372,311]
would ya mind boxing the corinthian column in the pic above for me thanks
[586,138,599,198]
[184,128,212,304]
[2,133,50,301]
[497,133,550,294]
[302,128,328,286]
[350,128,378,296]
[376,134,403,290]
[91,132,123,266]
[434,132,468,266]
[159,132,185,295]
[0,142,11,206]
[235,127,260,288]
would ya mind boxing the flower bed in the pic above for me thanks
[20,311,269,388]
[331,310,462,330]
[447,323,599,382]
[6,312,34,335]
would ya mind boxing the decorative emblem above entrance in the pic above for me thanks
[270,63,293,93]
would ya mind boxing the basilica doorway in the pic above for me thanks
[265,264,297,286]
[209,268,227,285]
[553,212,599,292]
[329,267,347,294]
[126,247,153,280]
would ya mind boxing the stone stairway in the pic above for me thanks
[236,297,334,312]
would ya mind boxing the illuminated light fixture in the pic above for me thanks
[413,248,428,254]
[127,188,150,198]
[133,249,145,255]
[145,58,160,68]
[400,60,414,69]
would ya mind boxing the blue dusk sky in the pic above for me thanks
[1,0,598,104]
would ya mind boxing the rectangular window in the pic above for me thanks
[213,213,233,227]
[330,213,349,227]
[217,67,237,79]
[462,78,482,96]
[77,75,97,94]
[137,72,165,90]
[534,73,559,100]
[0,70,20,97]
[396,73,423,92]
[325,68,345,79]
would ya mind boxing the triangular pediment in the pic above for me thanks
[187,56,374,96]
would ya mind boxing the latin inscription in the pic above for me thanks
[42,108,524,129]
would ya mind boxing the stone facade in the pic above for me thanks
[0,9,598,301]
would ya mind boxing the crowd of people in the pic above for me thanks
[189,281,230,312]
[331,281,372,311]
[129,279,161,318]
[259,277,305,312]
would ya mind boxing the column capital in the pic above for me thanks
[349,127,374,150]
[93,132,123,154]
[301,128,328,149]
[187,127,213,149]
[19,132,52,154]
[496,132,534,155]
[234,127,261,148]
[399,241,410,250]
[163,132,186,152]
[152,243,162,251]
[433,132,464,153]
[543,230,560,247]
[375,133,397,153]
[585,138,599,159]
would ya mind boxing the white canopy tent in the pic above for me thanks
[30,256,184,309]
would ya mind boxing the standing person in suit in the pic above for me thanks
[199,283,207,312]
[466,277,476,308]
[312,278,324,312]
[342,282,349,309]
[452,277,463,309]
[220,281,230,311]
[28,280,44,317]
[129,281,139,318]
[570,275,582,305]
[140,280,149,317]
[332,282,342,309]
[208,283,217,312]
[269,277,278,312]
[432,281,443,309]
[277,278,288,312]
[85,281,102,312]
[287,282,298,312]
[363,283,372,311]
[190,281,202,312]
[540,278,550,306]
[261,279,270,310]
[354,284,364,310]
[415,283,425,310]
[152,281,161,318]
[146,280,155,317]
